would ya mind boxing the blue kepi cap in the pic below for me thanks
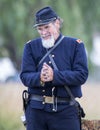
[33,6,58,27]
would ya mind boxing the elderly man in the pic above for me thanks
[20,6,88,130]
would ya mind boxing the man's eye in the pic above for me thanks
[37,28,42,31]
[45,26,49,29]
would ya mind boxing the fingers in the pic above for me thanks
[43,62,50,67]
[42,62,50,70]
[40,63,54,82]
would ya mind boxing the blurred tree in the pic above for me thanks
[77,0,100,71]
[0,0,38,70]
[0,0,100,71]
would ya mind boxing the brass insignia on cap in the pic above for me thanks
[76,39,82,44]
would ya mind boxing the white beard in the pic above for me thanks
[41,35,55,49]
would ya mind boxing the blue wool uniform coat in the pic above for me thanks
[20,34,88,111]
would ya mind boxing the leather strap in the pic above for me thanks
[37,35,64,68]
[30,94,70,104]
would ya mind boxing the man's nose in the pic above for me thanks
[41,29,47,35]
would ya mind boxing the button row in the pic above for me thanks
[48,54,55,64]
[41,54,55,104]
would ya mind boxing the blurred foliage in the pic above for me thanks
[0,114,23,130]
[0,83,24,130]
[0,0,100,71]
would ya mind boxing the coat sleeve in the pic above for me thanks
[52,42,88,86]
[20,43,41,88]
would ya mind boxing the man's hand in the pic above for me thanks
[40,62,54,82]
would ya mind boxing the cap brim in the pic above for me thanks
[33,21,51,28]
[33,17,57,28]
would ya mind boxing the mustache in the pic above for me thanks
[41,34,51,39]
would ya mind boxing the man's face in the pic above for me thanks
[36,20,60,48]
[36,20,60,41]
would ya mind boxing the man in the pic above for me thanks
[20,6,88,130]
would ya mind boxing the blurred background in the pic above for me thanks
[0,0,100,130]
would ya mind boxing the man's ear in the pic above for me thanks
[55,19,60,29]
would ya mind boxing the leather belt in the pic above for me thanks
[30,94,70,104]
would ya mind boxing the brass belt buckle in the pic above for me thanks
[46,96,53,103]
[43,96,53,103]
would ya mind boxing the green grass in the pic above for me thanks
[0,83,25,130]
[0,82,100,130]
[77,82,100,120]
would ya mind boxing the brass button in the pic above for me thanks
[42,90,45,92]
[49,61,51,64]
[42,101,45,104]
[52,55,55,57]
[43,95,46,98]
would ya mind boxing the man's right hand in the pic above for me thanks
[40,62,54,82]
